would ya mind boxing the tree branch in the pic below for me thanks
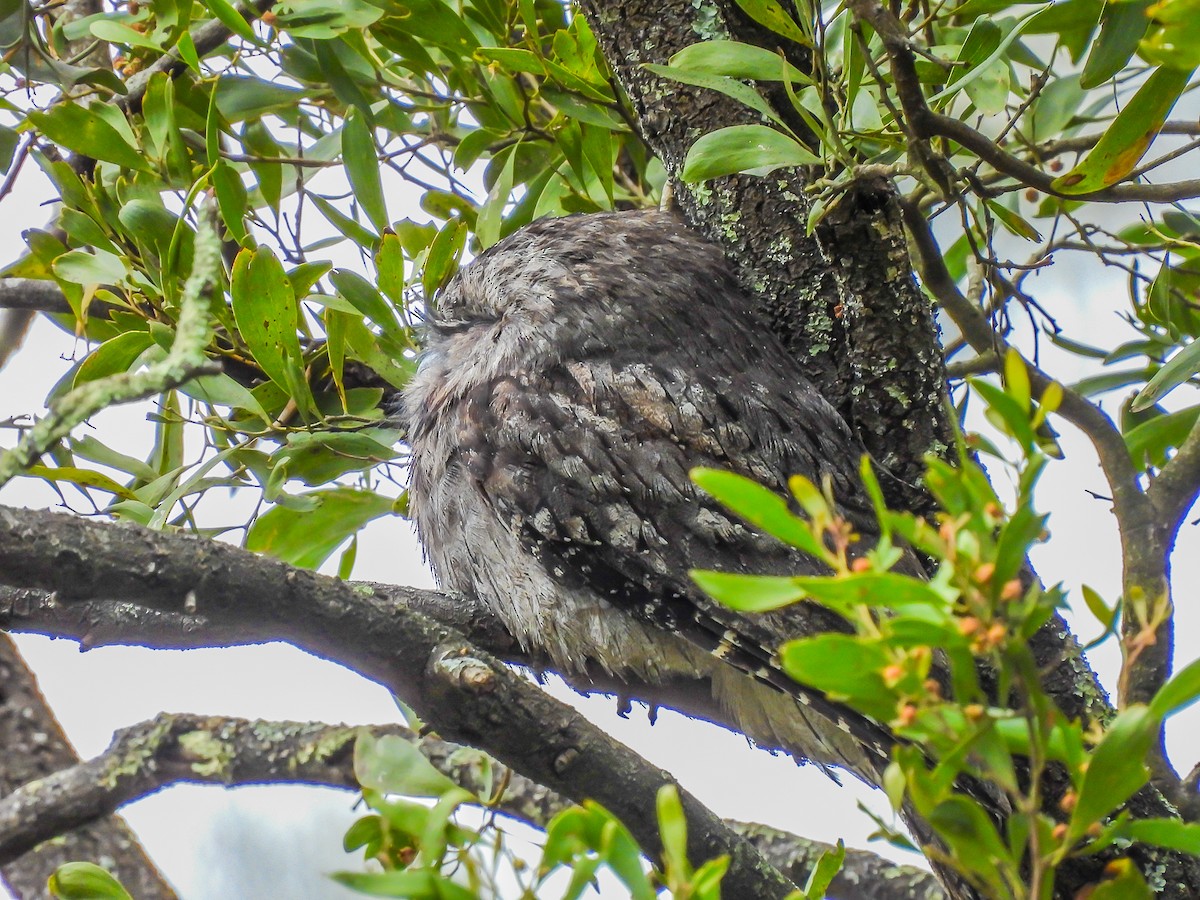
[0,583,751,743]
[0,635,176,899]
[0,280,72,315]
[0,506,798,899]
[0,207,223,488]
[0,715,568,868]
[0,709,945,900]
[848,0,1200,203]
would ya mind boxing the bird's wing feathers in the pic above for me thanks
[460,358,896,764]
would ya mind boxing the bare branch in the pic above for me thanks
[900,201,1146,523]
[0,635,176,899]
[0,280,72,315]
[848,0,1200,203]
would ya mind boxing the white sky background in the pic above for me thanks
[2,125,1199,899]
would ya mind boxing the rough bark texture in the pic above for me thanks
[577,0,953,505]
[0,635,177,900]
[736,822,946,900]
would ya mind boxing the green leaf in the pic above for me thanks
[1084,859,1155,900]
[656,785,690,878]
[201,0,259,44]
[180,372,272,424]
[801,840,845,900]
[950,18,1010,115]
[24,465,138,500]
[230,246,317,418]
[89,19,163,51]
[667,40,810,81]
[1131,341,1200,411]
[690,570,807,612]
[971,377,1037,450]
[1068,705,1156,843]
[779,635,894,720]
[1081,583,1118,633]
[354,730,462,798]
[691,467,828,557]
[27,104,152,173]
[476,145,516,249]
[212,161,249,245]
[375,232,405,303]
[329,268,407,346]
[340,314,416,389]
[731,0,811,45]
[1140,0,1200,68]
[1149,654,1200,720]
[246,487,395,569]
[1124,404,1200,468]
[681,125,818,182]
[73,331,155,386]
[792,572,952,617]
[422,218,467,297]
[643,64,788,129]
[53,248,128,287]
[1121,818,1200,854]
[331,870,475,899]
[1081,0,1154,88]
[1052,65,1195,194]
[273,431,397,486]
[49,862,133,900]
[310,193,379,249]
[342,109,388,234]
[986,199,1042,241]
[925,796,1012,886]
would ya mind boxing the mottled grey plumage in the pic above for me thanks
[404,209,899,781]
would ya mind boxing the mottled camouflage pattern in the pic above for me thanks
[404,210,898,781]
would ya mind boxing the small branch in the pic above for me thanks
[848,0,1200,203]
[118,0,277,115]
[0,635,176,900]
[945,354,1000,379]
[900,201,1145,522]
[0,206,223,487]
[0,279,72,315]
[0,507,798,899]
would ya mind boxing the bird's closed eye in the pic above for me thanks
[428,315,495,336]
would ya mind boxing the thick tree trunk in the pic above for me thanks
[0,636,177,900]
